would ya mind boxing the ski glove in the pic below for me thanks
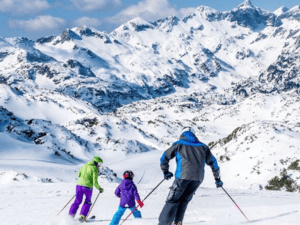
[215,178,223,188]
[164,172,173,180]
[137,200,144,208]
[99,187,104,193]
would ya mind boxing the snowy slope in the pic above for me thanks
[1,1,300,224]
[1,0,300,188]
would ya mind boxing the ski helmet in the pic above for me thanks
[181,126,196,134]
[123,170,134,179]
[93,156,103,164]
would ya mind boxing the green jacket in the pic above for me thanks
[77,161,100,189]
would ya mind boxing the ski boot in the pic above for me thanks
[79,215,86,223]
[173,222,182,225]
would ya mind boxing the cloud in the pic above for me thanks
[70,0,121,11]
[8,15,66,32]
[74,17,101,27]
[179,7,198,17]
[0,0,50,15]
[107,0,196,25]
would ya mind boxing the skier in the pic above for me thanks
[158,127,223,225]
[110,170,144,225]
[69,156,104,222]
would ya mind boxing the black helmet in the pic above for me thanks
[123,170,134,179]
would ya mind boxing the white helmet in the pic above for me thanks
[181,126,196,135]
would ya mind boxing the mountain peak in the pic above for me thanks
[126,17,155,31]
[153,15,180,32]
[288,5,300,12]
[73,26,99,37]
[59,28,82,42]
[237,0,254,9]
[197,5,218,14]
[128,17,152,25]
[6,37,34,48]
[273,6,289,16]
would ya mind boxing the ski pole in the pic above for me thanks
[57,194,76,216]
[221,187,250,222]
[87,191,101,218]
[120,178,166,225]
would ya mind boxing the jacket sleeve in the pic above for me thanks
[160,144,177,173]
[205,146,220,179]
[133,184,141,201]
[115,184,121,198]
[92,167,100,189]
[78,167,82,178]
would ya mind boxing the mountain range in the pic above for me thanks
[0,0,299,192]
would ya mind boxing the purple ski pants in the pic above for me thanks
[69,185,93,217]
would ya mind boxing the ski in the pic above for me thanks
[89,215,96,220]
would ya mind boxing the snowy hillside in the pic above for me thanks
[0,0,300,224]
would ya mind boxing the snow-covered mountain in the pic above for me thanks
[0,0,300,194]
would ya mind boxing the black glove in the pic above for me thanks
[215,178,223,188]
[164,172,173,180]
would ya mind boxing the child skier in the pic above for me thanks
[69,156,104,222]
[110,170,144,225]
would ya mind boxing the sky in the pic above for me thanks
[0,0,299,40]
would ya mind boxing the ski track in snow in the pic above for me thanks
[137,170,146,184]
[0,183,299,225]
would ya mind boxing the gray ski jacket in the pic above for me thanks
[160,131,220,181]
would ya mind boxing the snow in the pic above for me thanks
[236,0,255,10]
[0,169,299,224]
[288,5,300,12]
[1,0,300,224]
[273,6,289,16]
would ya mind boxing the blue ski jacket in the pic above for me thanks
[160,131,220,181]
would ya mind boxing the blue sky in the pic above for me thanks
[0,0,299,40]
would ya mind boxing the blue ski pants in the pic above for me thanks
[110,206,142,225]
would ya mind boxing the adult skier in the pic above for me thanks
[158,127,223,225]
[69,156,104,222]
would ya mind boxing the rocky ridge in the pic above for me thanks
[0,0,300,190]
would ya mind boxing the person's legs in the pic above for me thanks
[174,181,201,224]
[158,179,189,225]
[110,207,126,225]
[69,185,84,217]
[130,207,142,218]
[80,186,93,217]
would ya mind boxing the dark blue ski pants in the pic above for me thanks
[158,179,201,225]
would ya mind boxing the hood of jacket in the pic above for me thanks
[121,179,134,191]
[87,160,96,166]
[179,131,200,143]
